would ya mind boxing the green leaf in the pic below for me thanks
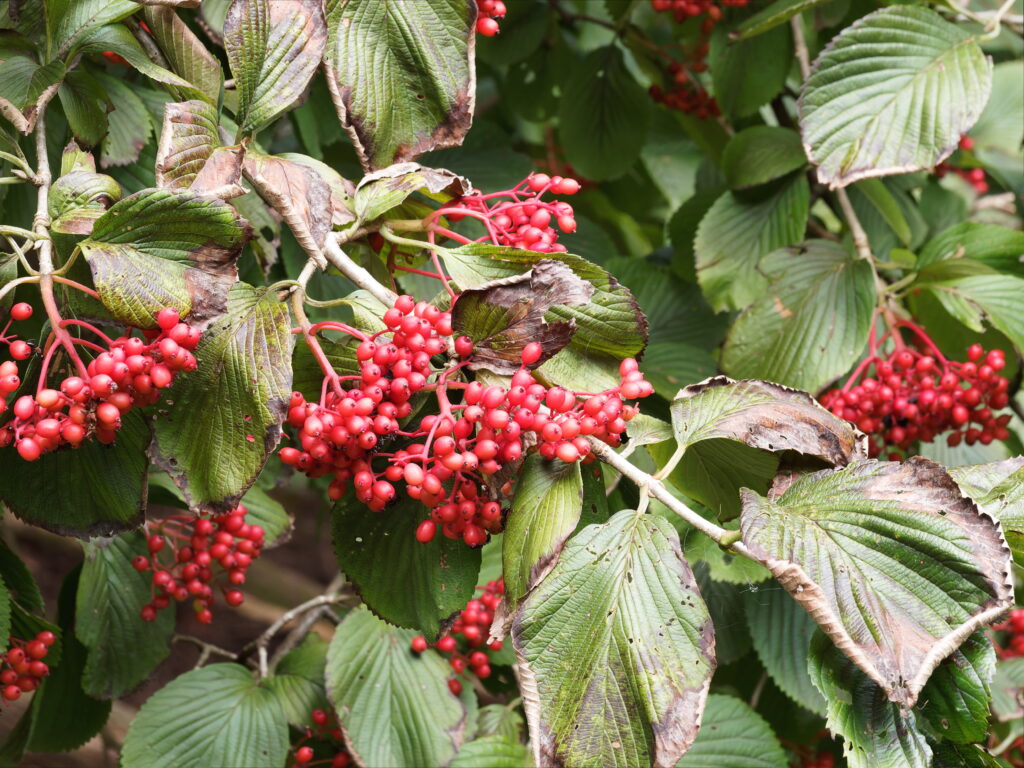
[970,61,1023,157]
[122,663,289,768]
[139,8,225,103]
[0,538,43,613]
[324,0,475,170]
[290,333,359,402]
[808,632,931,768]
[709,22,792,120]
[151,283,293,512]
[798,6,992,188]
[77,530,175,699]
[669,190,721,282]
[744,588,827,715]
[44,0,136,58]
[990,657,1024,723]
[558,45,651,181]
[503,456,583,605]
[670,376,866,467]
[676,694,787,768]
[80,187,248,328]
[0,409,150,538]
[693,566,749,665]
[512,510,715,768]
[740,457,1013,706]
[452,736,532,768]
[721,127,807,189]
[720,240,875,392]
[733,0,831,40]
[75,24,196,92]
[695,175,809,312]
[451,259,595,375]
[442,243,648,361]
[949,458,1024,562]
[854,179,912,246]
[264,674,327,729]
[0,57,64,134]
[917,222,1024,274]
[931,741,1011,768]
[475,704,524,742]
[917,630,994,743]
[239,485,292,547]
[683,530,771,585]
[224,0,327,135]
[916,266,1024,352]
[325,607,468,767]
[56,67,108,149]
[331,496,481,640]
[25,567,111,754]
[48,160,123,235]
[96,72,153,169]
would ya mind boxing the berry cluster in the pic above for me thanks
[795,752,835,768]
[0,632,56,704]
[993,608,1024,659]
[935,136,989,193]
[475,0,506,36]
[133,505,264,625]
[411,578,505,695]
[436,173,580,254]
[1,306,201,461]
[820,331,1011,458]
[290,708,351,768]
[282,302,651,548]
[650,0,748,22]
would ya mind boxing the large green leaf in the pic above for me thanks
[325,607,468,767]
[264,674,327,729]
[0,56,64,134]
[45,0,136,58]
[224,0,327,135]
[558,45,651,180]
[740,457,1013,706]
[451,736,531,768]
[744,588,827,715]
[151,283,293,512]
[324,0,476,170]
[676,694,787,768]
[512,510,715,768]
[733,0,832,40]
[139,7,225,103]
[709,22,791,120]
[721,127,807,189]
[56,67,108,149]
[77,531,175,699]
[80,188,248,328]
[798,6,992,188]
[917,630,995,744]
[720,240,875,392]
[122,663,289,768]
[25,568,111,754]
[502,455,583,604]
[695,175,809,312]
[915,262,1024,352]
[0,409,150,538]
[75,24,197,93]
[949,458,1024,562]
[808,633,931,768]
[331,496,481,640]
[917,222,1024,274]
[154,100,223,190]
[96,72,153,169]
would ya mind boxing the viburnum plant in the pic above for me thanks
[0,0,1021,767]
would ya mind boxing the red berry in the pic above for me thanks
[411,636,428,653]
[295,746,315,763]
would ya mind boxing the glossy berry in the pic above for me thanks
[9,303,32,322]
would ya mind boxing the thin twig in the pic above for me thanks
[242,593,349,677]
[790,16,812,81]
[325,235,398,307]
[174,634,237,668]
[585,437,756,558]
[268,574,347,669]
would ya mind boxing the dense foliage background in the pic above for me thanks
[0,0,1022,766]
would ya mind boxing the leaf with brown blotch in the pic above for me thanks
[242,150,333,267]
[739,456,1014,707]
[190,145,246,200]
[225,0,327,135]
[140,6,225,104]
[451,260,594,375]
[155,100,222,190]
[353,161,471,224]
[48,169,123,235]
[79,188,249,329]
[278,153,357,228]
[672,376,868,466]
[512,510,715,768]
[324,0,477,170]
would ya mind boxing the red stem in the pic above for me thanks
[39,276,88,378]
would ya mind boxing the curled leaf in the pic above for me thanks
[451,260,594,375]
